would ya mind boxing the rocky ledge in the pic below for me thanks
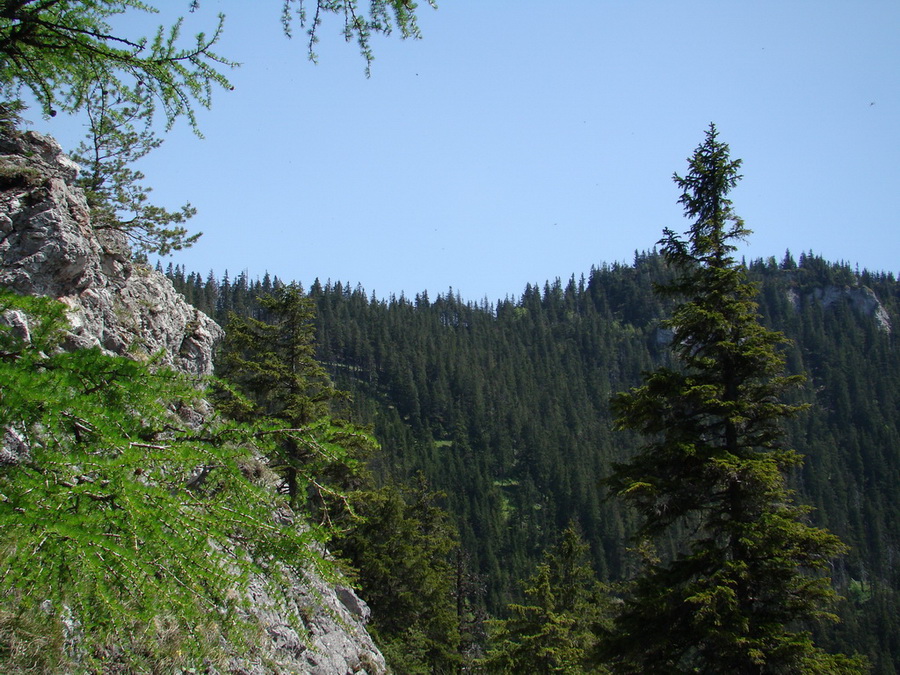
[0,129,222,374]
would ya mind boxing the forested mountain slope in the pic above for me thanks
[168,252,900,672]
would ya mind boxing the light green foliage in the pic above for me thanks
[603,125,866,673]
[0,1,436,127]
[482,525,611,675]
[0,290,327,671]
[281,0,438,75]
[71,86,200,255]
[0,0,230,258]
[0,0,235,129]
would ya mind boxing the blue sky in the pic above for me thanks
[36,1,900,303]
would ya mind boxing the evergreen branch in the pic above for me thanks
[128,441,170,450]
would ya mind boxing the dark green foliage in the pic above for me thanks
[214,283,371,517]
[167,248,900,671]
[212,282,468,673]
[331,478,462,674]
[0,290,329,671]
[302,278,640,612]
[603,125,864,673]
[216,283,337,424]
[482,524,612,674]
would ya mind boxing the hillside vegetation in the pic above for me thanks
[167,247,900,673]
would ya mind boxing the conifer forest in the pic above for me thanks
[165,241,900,673]
[2,2,899,672]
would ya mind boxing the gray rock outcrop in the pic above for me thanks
[241,569,385,675]
[0,128,386,674]
[0,130,222,374]
[809,284,892,333]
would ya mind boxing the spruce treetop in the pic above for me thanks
[603,125,866,673]
[667,122,747,266]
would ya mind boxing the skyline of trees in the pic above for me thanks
[164,245,900,673]
[6,3,891,671]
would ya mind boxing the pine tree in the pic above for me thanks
[214,283,370,516]
[602,125,866,674]
[331,478,462,674]
[71,86,201,255]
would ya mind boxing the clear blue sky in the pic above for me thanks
[37,1,900,303]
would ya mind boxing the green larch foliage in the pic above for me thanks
[283,0,438,76]
[0,290,329,672]
[0,0,235,129]
[0,1,436,127]
[602,124,866,674]
[1,1,437,260]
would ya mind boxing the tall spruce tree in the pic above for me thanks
[214,283,370,517]
[602,125,866,673]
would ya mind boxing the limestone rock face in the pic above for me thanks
[810,284,892,333]
[240,570,386,675]
[0,128,386,674]
[0,129,221,375]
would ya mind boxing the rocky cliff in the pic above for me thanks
[785,283,892,333]
[0,129,386,675]
[810,284,892,333]
[0,129,222,374]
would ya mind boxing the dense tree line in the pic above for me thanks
[208,282,469,674]
[8,3,889,670]
[165,244,900,672]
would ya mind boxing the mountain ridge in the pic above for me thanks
[167,252,900,672]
